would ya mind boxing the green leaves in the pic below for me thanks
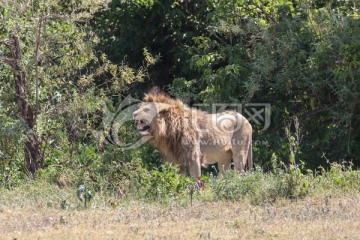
[0,0,148,179]
[77,184,94,208]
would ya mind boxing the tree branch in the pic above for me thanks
[0,56,16,68]
[35,16,42,118]
[12,34,22,62]
[299,105,339,119]
[42,14,67,20]
[0,40,12,49]
[0,39,15,58]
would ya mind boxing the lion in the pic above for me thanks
[132,93,253,177]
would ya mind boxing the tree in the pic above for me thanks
[0,0,107,174]
[1,34,41,172]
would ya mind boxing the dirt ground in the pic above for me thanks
[1,195,360,240]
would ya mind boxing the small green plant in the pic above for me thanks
[77,184,94,208]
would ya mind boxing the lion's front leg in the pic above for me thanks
[182,140,202,178]
[189,158,201,178]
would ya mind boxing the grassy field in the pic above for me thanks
[1,180,360,240]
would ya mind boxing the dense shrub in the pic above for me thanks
[209,167,312,204]
[209,161,360,204]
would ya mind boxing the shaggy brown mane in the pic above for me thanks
[144,93,185,109]
[144,93,186,113]
[143,93,190,166]
[144,93,175,104]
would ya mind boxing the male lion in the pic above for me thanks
[132,93,253,177]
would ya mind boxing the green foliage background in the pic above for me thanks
[0,0,359,201]
[93,0,360,168]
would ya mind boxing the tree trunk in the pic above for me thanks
[24,130,42,173]
[8,35,42,174]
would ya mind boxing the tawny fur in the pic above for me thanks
[133,93,253,177]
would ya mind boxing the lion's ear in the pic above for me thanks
[144,93,152,102]
[157,103,172,114]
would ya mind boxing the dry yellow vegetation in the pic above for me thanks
[1,196,360,240]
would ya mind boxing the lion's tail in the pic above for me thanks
[247,140,253,172]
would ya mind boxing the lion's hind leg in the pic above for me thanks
[247,140,253,172]
[232,152,246,173]
[231,139,250,173]
[217,155,232,175]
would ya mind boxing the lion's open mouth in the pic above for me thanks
[137,120,151,135]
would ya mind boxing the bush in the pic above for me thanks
[209,166,312,204]
[128,162,192,202]
[315,162,360,192]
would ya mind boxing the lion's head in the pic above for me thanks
[132,93,185,138]
[132,102,165,136]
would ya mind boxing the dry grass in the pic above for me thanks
[1,190,360,240]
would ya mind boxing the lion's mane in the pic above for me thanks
[144,93,203,168]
